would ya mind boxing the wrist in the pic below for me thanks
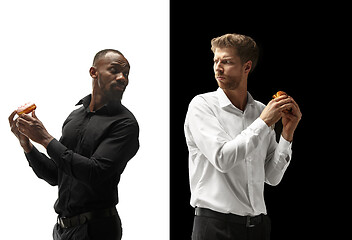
[21,141,33,153]
[41,135,54,149]
[282,131,293,142]
[260,116,272,127]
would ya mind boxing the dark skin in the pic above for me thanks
[9,51,130,153]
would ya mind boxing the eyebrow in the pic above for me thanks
[111,62,130,69]
[213,57,234,60]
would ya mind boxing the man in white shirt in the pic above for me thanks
[184,33,302,240]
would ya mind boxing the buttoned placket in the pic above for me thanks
[230,103,257,213]
[76,110,94,152]
[243,106,256,213]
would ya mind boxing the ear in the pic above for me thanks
[244,61,252,73]
[89,66,98,79]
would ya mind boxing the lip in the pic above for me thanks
[116,80,126,86]
[112,80,127,91]
[216,76,226,81]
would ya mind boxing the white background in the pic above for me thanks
[0,0,169,239]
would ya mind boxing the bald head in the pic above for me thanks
[92,49,129,68]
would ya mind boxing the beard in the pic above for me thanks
[215,75,242,90]
[96,74,127,101]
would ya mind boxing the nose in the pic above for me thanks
[214,61,223,74]
[116,72,126,79]
[115,73,129,88]
[116,72,128,82]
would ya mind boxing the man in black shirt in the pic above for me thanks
[8,49,139,240]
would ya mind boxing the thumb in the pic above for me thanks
[32,110,37,119]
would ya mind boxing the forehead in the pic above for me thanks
[97,52,130,68]
[213,47,239,59]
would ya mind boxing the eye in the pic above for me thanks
[109,67,118,74]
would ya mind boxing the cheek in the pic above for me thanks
[97,75,102,88]
[227,66,243,76]
[97,73,110,88]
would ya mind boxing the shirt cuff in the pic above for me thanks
[46,138,68,167]
[278,135,292,152]
[277,135,292,163]
[249,118,271,139]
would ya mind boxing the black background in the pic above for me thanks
[170,1,346,239]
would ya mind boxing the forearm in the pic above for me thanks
[190,117,271,173]
[25,145,58,186]
[19,138,33,153]
[20,132,53,152]
[265,135,292,186]
[46,135,139,184]
[39,133,54,149]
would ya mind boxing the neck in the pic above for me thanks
[223,85,248,111]
[89,90,121,112]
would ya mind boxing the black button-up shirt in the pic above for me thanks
[25,95,139,217]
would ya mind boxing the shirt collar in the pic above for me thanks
[76,95,91,108]
[216,88,255,109]
[75,94,123,115]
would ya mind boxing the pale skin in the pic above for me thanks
[213,47,302,142]
[9,51,130,153]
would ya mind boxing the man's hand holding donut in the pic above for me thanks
[280,96,302,142]
[260,92,302,142]
[9,110,33,153]
[9,110,54,152]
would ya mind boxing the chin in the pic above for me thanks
[217,81,239,91]
[105,90,124,101]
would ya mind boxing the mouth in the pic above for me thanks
[117,79,126,86]
[216,75,226,81]
[112,80,127,91]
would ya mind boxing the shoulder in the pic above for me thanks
[188,90,218,109]
[120,105,138,123]
[113,105,139,133]
[186,91,219,123]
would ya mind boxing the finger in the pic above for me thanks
[282,103,302,119]
[32,110,37,119]
[289,97,301,113]
[281,110,296,121]
[286,97,302,115]
[8,110,18,125]
[269,95,288,106]
[16,117,30,127]
[19,113,35,121]
[275,97,292,108]
[273,94,288,102]
[16,118,30,135]
[279,102,294,112]
[17,125,27,135]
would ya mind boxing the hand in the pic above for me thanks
[260,95,293,127]
[8,110,33,153]
[281,96,302,142]
[15,110,54,148]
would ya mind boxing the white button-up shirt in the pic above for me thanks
[184,88,292,216]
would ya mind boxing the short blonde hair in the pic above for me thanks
[211,33,259,72]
